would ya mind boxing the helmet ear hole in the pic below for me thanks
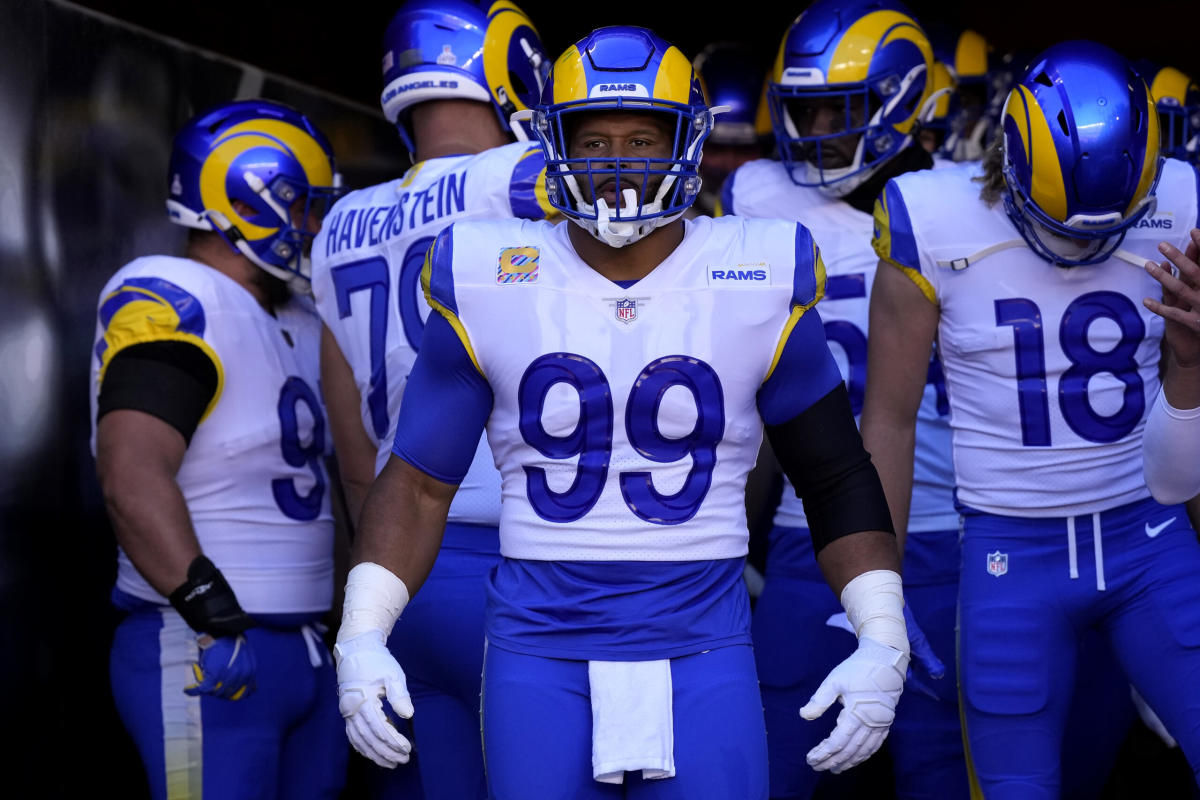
[1056,110,1069,136]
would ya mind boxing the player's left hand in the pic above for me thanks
[801,636,908,773]
[184,633,257,700]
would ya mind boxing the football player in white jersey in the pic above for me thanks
[310,2,554,797]
[90,100,347,800]
[720,3,963,797]
[333,25,913,799]
[862,41,1200,797]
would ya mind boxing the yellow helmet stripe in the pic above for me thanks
[199,133,284,241]
[770,24,790,82]
[552,45,587,104]
[1150,66,1192,105]
[225,119,332,186]
[484,4,539,113]
[828,10,930,86]
[1011,84,1068,222]
[1128,90,1161,216]
[954,30,988,79]
[652,46,695,105]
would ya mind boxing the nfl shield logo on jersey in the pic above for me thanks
[615,298,637,323]
[986,551,1008,577]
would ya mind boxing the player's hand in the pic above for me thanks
[902,604,945,699]
[825,603,943,700]
[334,630,414,769]
[184,633,256,700]
[1131,685,1177,749]
[1144,229,1200,367]
[801,636,908,773]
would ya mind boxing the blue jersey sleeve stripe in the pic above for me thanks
[509,146,555,220]
[757,308,844,426]
[420,226,484,376]
[874,180,921,270]
[422,226,458,315]
[392,311,493,484]
[791,224,825,309]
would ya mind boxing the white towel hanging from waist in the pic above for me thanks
[588,659,675,784]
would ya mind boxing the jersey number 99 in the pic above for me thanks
[519,353,725,526]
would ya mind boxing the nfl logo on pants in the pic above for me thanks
[987,551,1008,577]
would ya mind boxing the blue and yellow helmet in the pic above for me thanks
[1001,41,1161,266]
[1134,60,1200,164]
[694,42,765,147]
[919,59,957,153]
[767,0,934,193]
[166,99,343,287]
[531,26,714,247]
[926,25,993,160]
[380,0,549,155]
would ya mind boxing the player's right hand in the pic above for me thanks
[333,630,414,768]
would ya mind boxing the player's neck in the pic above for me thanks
[567,219,685,283]
[411,100,509,161]
[185,233,287,312]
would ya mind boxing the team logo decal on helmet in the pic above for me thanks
[767,0,934,195]
[528,26,715,248]
[380,0,549,155]
[165,99,343,289]
[1001,41,1162,266]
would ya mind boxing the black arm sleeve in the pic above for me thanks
[97,341,219,444]
[764,383,895,554]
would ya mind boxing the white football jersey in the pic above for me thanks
[426,215,825,561]
[724,158,957,532]
[875,159,1200,516]
[311,142,553,525]
[89,256,333,614]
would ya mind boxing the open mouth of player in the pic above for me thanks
[595,178,642,208]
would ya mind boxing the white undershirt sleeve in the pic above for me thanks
[1143,388,1200,505]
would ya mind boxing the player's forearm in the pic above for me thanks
[96,410,201,596]
[859,417,917,554]
[320,324,379,529]
[1163,352,1200,410]
[815,530,902,598]
[100,461,201,596]
[351,455,456,595]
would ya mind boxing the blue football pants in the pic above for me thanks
[371,522,499,800]
[752,525,966,800]
[960,496,1200,799]
[481,643,768,800]
[109,607,347,800]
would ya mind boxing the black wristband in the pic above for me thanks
[168,555,255,636]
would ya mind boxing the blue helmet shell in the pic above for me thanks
[380,0,550,154]
[1001,41,1162,266]
[166,99,343,286]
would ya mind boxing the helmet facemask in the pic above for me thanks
[770,60,929,197]
[535,100,712,247]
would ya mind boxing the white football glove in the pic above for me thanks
[333,630,414,769]
[800,635,908,773]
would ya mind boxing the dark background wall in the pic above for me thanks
[71,0,1200,112]
[4,0,1199,797]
